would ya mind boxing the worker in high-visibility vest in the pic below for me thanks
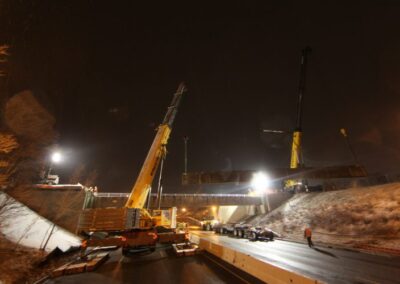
[304,226,314,247]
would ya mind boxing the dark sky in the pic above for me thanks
[2,0,400,193]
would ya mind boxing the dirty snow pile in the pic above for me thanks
[0,191,81,252]
[251,183,400,248]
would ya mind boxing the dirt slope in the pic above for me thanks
[0,234,43,284]
[251,183,400,248]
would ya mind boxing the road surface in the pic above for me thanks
[194,231,400,284]
[45,246,263,284]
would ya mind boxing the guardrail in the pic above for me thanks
[87,192,263,208]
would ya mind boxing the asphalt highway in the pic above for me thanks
[44,246,263,284]
[43,232,400,284]
[194,231,400,284]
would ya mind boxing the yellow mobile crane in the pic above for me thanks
[286,47,311,191]
[78,83,188,254]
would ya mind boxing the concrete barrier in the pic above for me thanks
[190,232,323,284]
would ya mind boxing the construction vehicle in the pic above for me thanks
[200,217,219,231]
[285,47,312,192]
[78,83,190,255]
[233,223,252,238]
[44,174,59,185]
[248,226,279,242]
[214,222,278,242]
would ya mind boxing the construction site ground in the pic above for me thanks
[190,230,400,284]
[43,246,263,284]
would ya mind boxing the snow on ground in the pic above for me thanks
[251,183,400,249]
[0,191,81,252]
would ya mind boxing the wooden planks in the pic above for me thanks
[77,207,141,232]
[51,252,109,278]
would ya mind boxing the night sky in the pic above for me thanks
[2,0,400,193]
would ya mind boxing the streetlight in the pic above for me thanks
[51,152,63,164]
[183,136,189,174]
[45,151,64,185]
[41,151,64,250]
[340,128,359,165]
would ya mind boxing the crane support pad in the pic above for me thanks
[77,207,141,232]
[182,165,367,185]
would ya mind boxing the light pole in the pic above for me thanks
[41,151,63,250]
[340,128,359,165]
[183,136,189,174]
[44,151,63,184]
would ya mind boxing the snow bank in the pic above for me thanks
[251,183,400,248]
[0,192,81,252]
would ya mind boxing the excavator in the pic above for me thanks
[78,83,189,255]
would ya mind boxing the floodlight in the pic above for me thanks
[51,152,63,163]
[251,171,270,194]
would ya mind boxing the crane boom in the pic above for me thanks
[78,82,192,254]
[125,83,187,208]
[290,47,311,169]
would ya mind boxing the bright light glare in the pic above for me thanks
[251,172,270,194]
[181,208,187,213]
[211,206,217,212]
[51,152,63,163]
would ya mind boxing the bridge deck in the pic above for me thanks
[84,192,264,208]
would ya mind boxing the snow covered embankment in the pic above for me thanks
[0,191,81,252]
[251,183,400,249]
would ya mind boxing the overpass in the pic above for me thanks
[83,192,264,209]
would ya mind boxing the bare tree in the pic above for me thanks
[0,45,9,77]
[1,90,58,192]
[0,132,19,188]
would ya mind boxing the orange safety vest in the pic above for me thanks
[304,228,312,238]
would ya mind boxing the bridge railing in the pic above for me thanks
[94,192,256,198]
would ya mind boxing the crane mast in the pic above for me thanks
[125,83,186,209]
[290,47,311,169]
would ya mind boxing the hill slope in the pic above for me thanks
[251,183,400,248]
